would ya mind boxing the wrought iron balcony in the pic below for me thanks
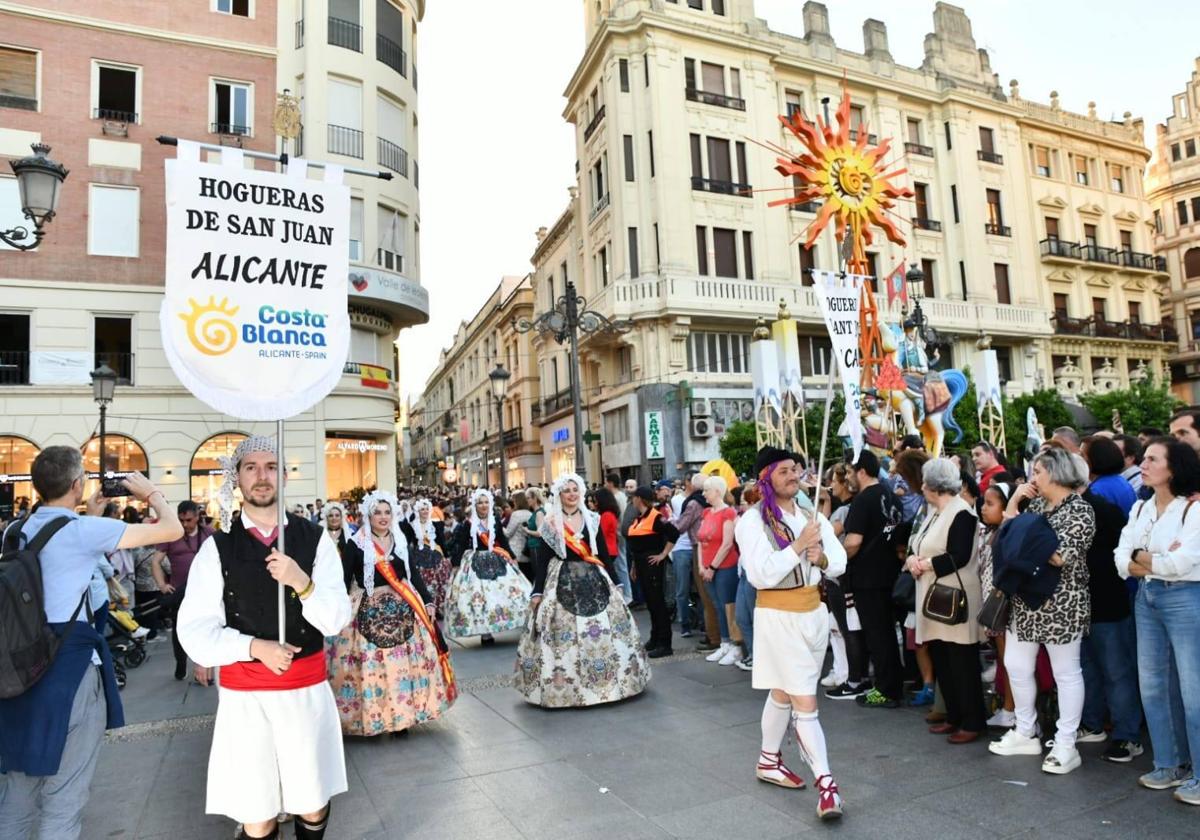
[376,33,407,77]
[94,107,137,123]
[583,104,606,142]
[1118,250,1158,271]
[849,129,878,144]
[377,137,408,177]
[984,223,1011,236]
[905,141,934,157]
[1051,316,1176,342]
[685,88,746,111]
[1094,318,1127,338]
[1040,238,1081,260]
[541,389,574,417]
[328,16,362,52]
[328,124,363,158]
[211,122,251,136]
[1081,244,1120,265]
[342,362,393,380]
[589,193,610,220]
[691,177,752,197]
[912,217,942,232]
[502,428,521,446]
[977,150,1004,164]
[1051,315,1091,336]
[95,352,134,385]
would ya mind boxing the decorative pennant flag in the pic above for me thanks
[884,261,907,309]
[160,148,350,420]
[812,270,865,462]
[771,315,805,409]
[360,363,390,390]
[750,334,781,413]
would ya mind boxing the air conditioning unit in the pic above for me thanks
[691,417,714,438]
[690,398,711,417]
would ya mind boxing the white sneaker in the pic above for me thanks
[718,646,741,666]
[1042,745,1081,775]
[821,671,848,688]
[988,729,1043,756]
[131,626,150,639]
[706,643,730,662]
[986,709,1016,729]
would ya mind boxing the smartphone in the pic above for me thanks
[101,475,128,497]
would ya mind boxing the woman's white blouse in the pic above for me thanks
[1114,497,1200,582]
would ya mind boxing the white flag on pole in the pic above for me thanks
[812,270,865,462]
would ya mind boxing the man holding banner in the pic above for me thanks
[177,435,351,840]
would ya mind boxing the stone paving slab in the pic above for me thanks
[79,617,1200,840]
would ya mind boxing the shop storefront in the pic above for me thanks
[0,435,39,520]
[325,433,388,501]
[190,432,247,518]
[540,420,576,483]
[82,434,148,500]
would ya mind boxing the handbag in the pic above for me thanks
[921,564,969,625]
[891,573,916,611]
[977,587,1010,633]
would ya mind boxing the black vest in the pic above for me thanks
[212,513,324,658]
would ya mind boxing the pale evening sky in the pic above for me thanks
[399,0,1199,402]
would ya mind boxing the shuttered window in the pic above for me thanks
[0,47,38,110]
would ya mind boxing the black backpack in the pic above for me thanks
[0,516,83,699]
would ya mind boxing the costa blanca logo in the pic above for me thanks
[180,296,240,356]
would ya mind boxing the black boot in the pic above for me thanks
[293,804,330,840]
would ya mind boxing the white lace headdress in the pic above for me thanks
[413,498,437,546]
[352,490,411,596]
[540,472,600,560]
[469,488,496,546]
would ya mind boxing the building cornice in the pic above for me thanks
[531,207,575,266]
[0,2,276,58]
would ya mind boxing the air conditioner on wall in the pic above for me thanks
[690,398,710,417]
[691,417,713,438]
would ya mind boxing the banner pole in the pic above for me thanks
[812,355,838,516]
[277,418,287,643]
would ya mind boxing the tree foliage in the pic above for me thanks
[1003,389,1074,464]
[803,392,846,469]
[717,420,758,478]
[1080,378,1183,436]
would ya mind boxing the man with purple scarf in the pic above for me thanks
[734,447,848,821]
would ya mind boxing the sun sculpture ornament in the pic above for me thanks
[769,85,913,268]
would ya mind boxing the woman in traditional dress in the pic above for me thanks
[445,488,532,645]
[515,473,650,707]
[321,501,356,591]
[326,491,457,737]
[409,499,452,619]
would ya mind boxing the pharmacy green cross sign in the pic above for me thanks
[644,410,664,460]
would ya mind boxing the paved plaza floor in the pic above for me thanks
[82,621,1194,839]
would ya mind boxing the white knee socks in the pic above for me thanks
[792,710,831,779]
[761,696,792,753]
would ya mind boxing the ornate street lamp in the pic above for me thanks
[488,362,511,492]
[90,363,118,487]
[513,280,631,479]
[2,144,69,251]
[904,262,941,348]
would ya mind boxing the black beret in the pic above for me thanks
[753,446,805,476]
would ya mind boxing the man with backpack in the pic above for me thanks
[0,445,181,840]
[842,450,906,709]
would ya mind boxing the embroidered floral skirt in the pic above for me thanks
[410,545,452,618]
[445,550,532,638]
[326,586,455,736]
[514,559,650,708]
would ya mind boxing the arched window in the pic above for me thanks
[191,433,248,517]
[82,434,148,500]
[0,435,41,518]
[1184,247,1200,280]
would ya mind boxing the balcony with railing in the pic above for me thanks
[376,33,407,77]
[583,104,606,142]
[328,124,363,158]
[984,223,1011,236]
[0,351,29,385]
[685,88,745,111]
[96,352,134,385]
[1051,316,1177,342]
[905,141,934,157]
[502,428,521,447]
[1081,244,1120,266]
[295,18,304,48]
[977,150,1004,164]
[589,193,610,221]
[1040,238,1081,260]
[541,389,574,418]
[377,137,408,177]
[848,129,878,144]
[691,177,752,197]
[1050,314,1091,336]
[211,122,251,136]
[1118,250,1160,272]
[94,107,136,123]
[328,16,362,52]
[912,217,942,232]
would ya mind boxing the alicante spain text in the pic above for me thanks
[4,1,1200,838]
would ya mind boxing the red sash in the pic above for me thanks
[372,541,458,702]
[563,524,605,569]
[477,531,513,562]
[221,650,325,692]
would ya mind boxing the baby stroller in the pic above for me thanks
[106,579,149,673]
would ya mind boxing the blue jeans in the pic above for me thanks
[1136,580,1200,771]
[614,543,632,602]
[671,550,694,632]
[1081,616,1143,742]
[703,566,739,639]
[735,572,756,656]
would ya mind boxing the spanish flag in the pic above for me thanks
[360,363,390,389]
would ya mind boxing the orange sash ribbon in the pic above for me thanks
[372,541,458,702]
[563,524,606,569]
[478,531,513,562]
